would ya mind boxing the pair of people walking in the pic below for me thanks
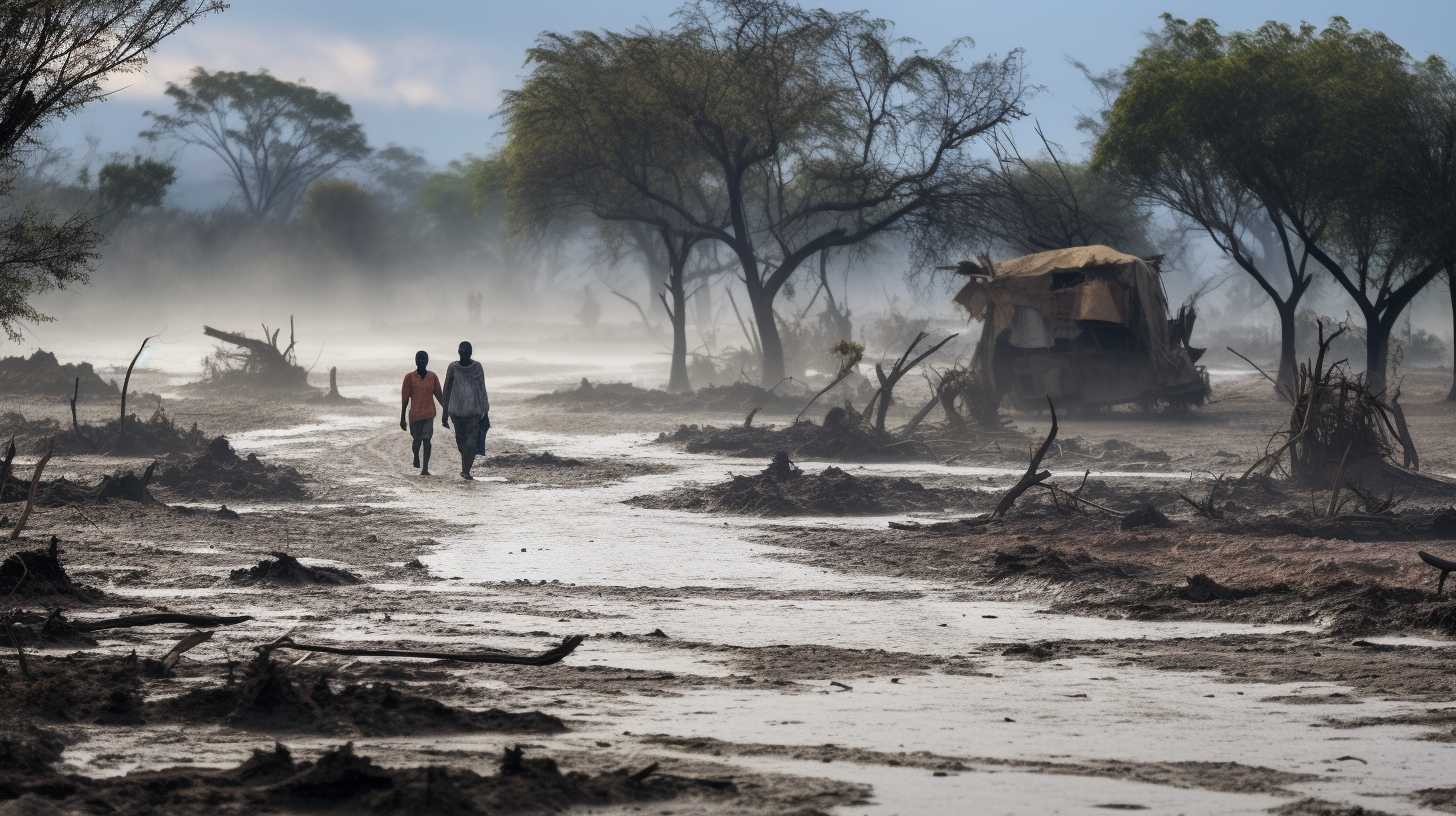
[400,341,489,480]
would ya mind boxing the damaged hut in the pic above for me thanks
[952,245,1209,411]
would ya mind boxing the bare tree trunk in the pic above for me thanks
[665,272,691,394]
[1366,317,1392,397]
[1447,269,1456,401]
[1276,302,1298,400]
[749,283,786,386]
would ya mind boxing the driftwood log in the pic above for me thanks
[265,633,587,666]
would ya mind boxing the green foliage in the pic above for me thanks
[143,68,370,219]
[98,156,176,215]
[299,179,382,262]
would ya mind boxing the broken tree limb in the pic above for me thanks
[9,442,53,540]
[1419,550,1456,595]
[118,335,155,436]
[861,332,960,434]
[265,634,587,666]
[159,630,213,673]
[1391,396,1418,471]
[66,612,254,632]
[992,397,1058,519]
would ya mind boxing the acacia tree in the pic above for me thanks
[0,0,221,338]
[608,0,1024,385]
[142,68,369,220]
[1094,16,1324,396]
[503,30,727,392]
[97,155,175,216]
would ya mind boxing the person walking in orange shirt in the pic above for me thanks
[400,350,444,476]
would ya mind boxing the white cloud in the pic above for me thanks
[104,24,508,114]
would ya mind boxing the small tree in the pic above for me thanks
[142,68,370,220]
[97,156,176,216]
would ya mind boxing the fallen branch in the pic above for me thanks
[266,634,586,666]
[992,397,1058,519]
[10,442,54,540]
[67,612,254,632]
[158,630,213,673]
[1419,550,1456,595]
[861,332,959,434]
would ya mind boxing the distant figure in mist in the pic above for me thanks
[442,340,490,480]
[400,350,444,476]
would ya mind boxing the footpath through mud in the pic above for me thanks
[4,351,1456,815]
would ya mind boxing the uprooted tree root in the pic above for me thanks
[627,451,980,516]
[157,436,307,500]
[153,650,565,736]
[229,552,360,587]
[0,652,144,725]
[0,741,734,816]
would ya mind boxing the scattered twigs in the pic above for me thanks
[1325,441,1354,518]
[10,441,54,540]
[6,616,31,680]
[993,397,1057,519]
[264,634,587,666]
[1419,550,1456,595]
[861,332,959,435]
[1178,475,1227,519]
[795,340,864,424]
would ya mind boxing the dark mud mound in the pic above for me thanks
[155,652,564,736]
[984,544,1146,584]
[0,539,99,603]
[533,378,800,414]
[0,351,117,398]
[0,725,64,775]
[627,453,978,516]
[158,436,307,500]
[0,409,205,457]
[482,451,674,488]
[659,409,927,462]
[229,552,360,586]
[0,742,732,816]
[0,652,143,725]
[1052,436,1173,467]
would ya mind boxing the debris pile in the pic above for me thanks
[0,538,98,602]
[0,742,729,815]
[0,652,143,724]
[155,651,565,736]
[627,452,979,516]
[199,319,312,392]
[157,436,307,500]
[533,378,801,414]
[659,407,929,462]
[229,552,360,586]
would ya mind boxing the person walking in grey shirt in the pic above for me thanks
[441,340,490,480]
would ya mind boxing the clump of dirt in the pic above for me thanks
[229,552,360,586]
[0,652,143,725]
[482,451,675,488]
[1,741,733,816]
[157,436,307,500]
[0,350,117,398]
[0,725,65,774]
[985,543,1146,585]
[533,378,801,414]
[154,651,564,736]
[1121,504,1173,530]
[626,452,979,516]
[659,407,931,462]
[0,538,99,603]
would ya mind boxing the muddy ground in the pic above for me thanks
[2,349,1455,814]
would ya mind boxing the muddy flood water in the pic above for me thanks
[6,336,1456,816]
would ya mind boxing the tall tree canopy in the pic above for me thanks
[1097,16,1456,395]
[0,0,222,338]
[97,155,175,215]
[507,0,1025,385]
[142,68,370,220]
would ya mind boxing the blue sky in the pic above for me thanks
[50,0,1456,206]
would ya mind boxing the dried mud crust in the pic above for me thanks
[643,734,1320,797]
[0,741,743,816]
[989,633,1456,701]
[604,631,983,682]
[760,506,1456,635]
[532,378,802,414]
[480,450,675,488]
[156,436,307,500]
